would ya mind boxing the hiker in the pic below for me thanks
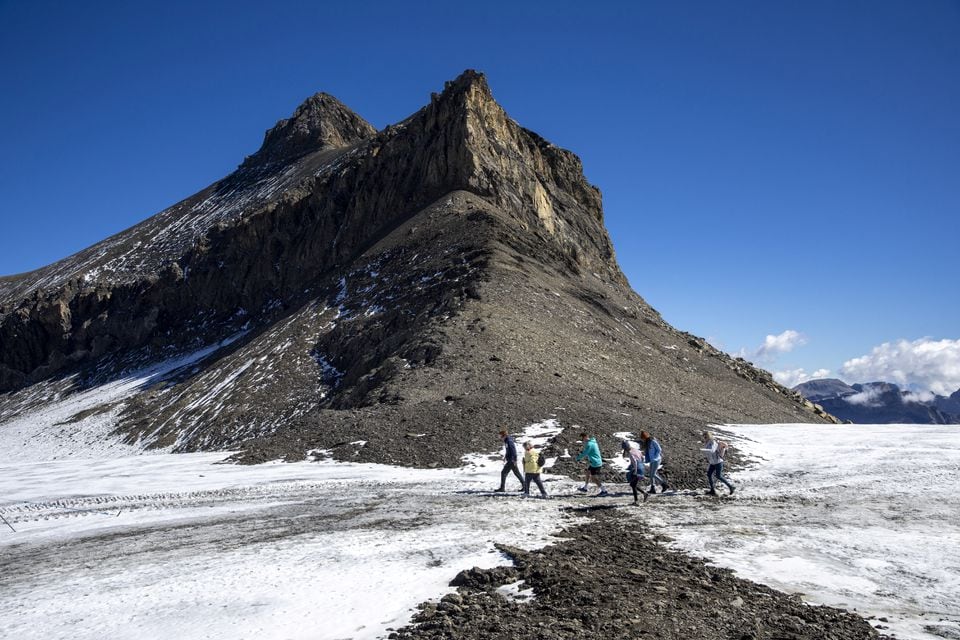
[575,432,609,496]
[622,440,648,505]
[522,441,549,498]
[701,431,735,496]
[639,430,670,493]
[495,429,524,492]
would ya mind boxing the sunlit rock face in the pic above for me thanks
[0,71,833,473]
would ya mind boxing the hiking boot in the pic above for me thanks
[576,486,588,493]
[729,486,736,495]
[539,494,549,500]
[598,490,610,497]
[662,483,671,492]
[648,487,657,494]
[642,491,649,503]
[494,488,505,492]
[705,489,718,496]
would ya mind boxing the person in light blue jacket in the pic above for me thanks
[575,432,609,497]
[639,430,670,494]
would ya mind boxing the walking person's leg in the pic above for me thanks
[498,462,511,491]
[532,474,547,497]
[648,460,660,493]
[716,462,735,494]
[707,464,719,494]
[523,473,532,495]
[591,467,608,495]
[512,462,524,487]
[629,475,639,503]
[579,467,590,491]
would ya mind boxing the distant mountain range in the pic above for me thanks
[793,379,960,424]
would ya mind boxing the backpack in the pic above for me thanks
[716,441,729,461]
[537,451,546,468]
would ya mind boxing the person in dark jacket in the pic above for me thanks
[495,429,524,492]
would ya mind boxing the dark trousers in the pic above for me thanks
[523,473,547,496]
[628,473,645,501]
[500,461,524,490]
[708,463,734,492]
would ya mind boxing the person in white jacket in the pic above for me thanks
[700,431,735,496]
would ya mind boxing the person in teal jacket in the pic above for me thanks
[575,432,609,497]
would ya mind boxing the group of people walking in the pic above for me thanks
[495,429,550,498]
[576,430,670,505]
[495,428,736,503]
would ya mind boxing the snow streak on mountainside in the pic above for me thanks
[0,71,837,473]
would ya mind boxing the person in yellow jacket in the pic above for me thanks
[522,441,549,499]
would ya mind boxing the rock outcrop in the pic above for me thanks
[0,70,838,476]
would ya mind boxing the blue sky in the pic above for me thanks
[2,1,959,393]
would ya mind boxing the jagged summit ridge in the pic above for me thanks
[0,70,833,465]
[0,69,624,391]
[242,92,377,168]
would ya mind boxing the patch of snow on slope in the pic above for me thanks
[0,335,244,462]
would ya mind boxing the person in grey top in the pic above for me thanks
[700,430,735,496]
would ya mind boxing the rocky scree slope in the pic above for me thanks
[0,71,835,477]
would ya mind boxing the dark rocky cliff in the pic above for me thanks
[0,70,837,479]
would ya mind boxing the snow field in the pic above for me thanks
[0,422,583,640]
[642,423,960,640]
[5,373,957,640]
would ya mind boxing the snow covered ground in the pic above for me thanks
[644,423,960,640]
[4,405,958,640]
[0,427,581,640]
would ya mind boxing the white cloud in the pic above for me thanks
[844,387,884,407]
[757,330,807,358]
[841,338,960,396]
[739,330,809,365]
[903,390,935,404]
[774,368,832,388]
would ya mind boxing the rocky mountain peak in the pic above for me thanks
[430,69,493,107]
[0,70,838,464]
[242,91,377,168]
[405,69,624,284]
